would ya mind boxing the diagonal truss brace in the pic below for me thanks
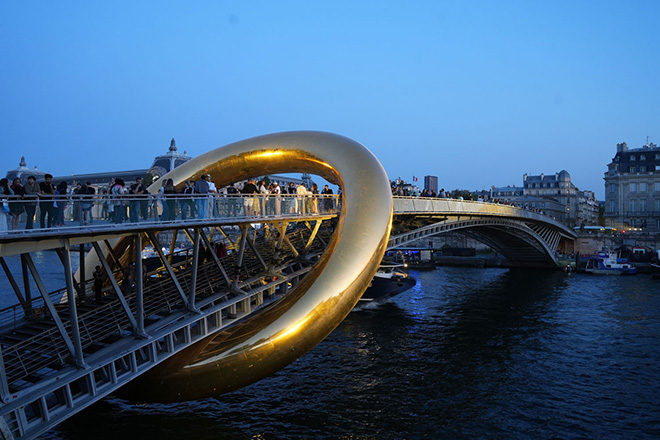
[91,242,139,332]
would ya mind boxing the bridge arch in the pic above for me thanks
[390,197,576,267]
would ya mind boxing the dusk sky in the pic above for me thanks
[2,1,659,199]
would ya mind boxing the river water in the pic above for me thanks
[22,264,660,439]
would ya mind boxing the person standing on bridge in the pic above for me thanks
[181,180,195,220]
[0,178,10,232]
[296,182,307,215]
[23,176,39,229]
[194,174,209,219]
[321,184,333,212]
[39,174,56,228]
[271,181,281,215]
[129,177,148,222]
[9,178,25,230]
[162,178,178,221]
[241,179,258,216]
[288,182,296,214]
[111,179,127,224]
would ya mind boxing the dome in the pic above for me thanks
[557,170,571,182]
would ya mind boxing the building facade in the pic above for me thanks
[604,141,660,232]
[423,175,438,194]
[492,171,598,227]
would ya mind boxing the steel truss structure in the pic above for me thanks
[0,214,337,440]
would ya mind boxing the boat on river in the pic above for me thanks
[651,249,660,280]
[360,262,416,302]
[583,251,637,275]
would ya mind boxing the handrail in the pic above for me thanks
[0,193,341,238]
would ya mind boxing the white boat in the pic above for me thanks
[584,251,637,275]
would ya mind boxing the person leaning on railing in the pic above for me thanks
[162,178,178,221]
[321,184,333,212]
[0,178,11,232]
[39,173,56,229]
[23,175,39,229]
[181,180,196,220]
[9,178,26,230]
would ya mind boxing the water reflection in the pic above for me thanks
[41,267,660,440]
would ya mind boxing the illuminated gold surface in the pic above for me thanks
[128,131,393,402]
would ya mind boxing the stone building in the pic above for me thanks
[145,138,192,181]
[491,171,598,227]
[5,156,48,182]
[603,141,660,232]
[522,171,598,228]
[424,175,438,194]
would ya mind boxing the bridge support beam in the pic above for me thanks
[91,242,139,332]
[22,253,77,361]
[199,229,232,286]
[0,257,30,315]
[188,228,201,312]
[134,234,147,338]
[62,240,88,368]
[145,232,190,308]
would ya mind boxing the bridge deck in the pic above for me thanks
[0,211,337,439]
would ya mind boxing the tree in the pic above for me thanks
[142,172,157,188]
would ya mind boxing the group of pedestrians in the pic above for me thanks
[0,174,85,231]
[1,174,340,232]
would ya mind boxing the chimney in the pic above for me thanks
[616,142,628,153]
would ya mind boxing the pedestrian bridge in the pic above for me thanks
[0,131,575,439]
[391,197,575,267]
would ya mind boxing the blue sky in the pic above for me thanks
[2,1,659,199]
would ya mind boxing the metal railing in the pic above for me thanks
[392,196,569,229]
[0,193,341,236]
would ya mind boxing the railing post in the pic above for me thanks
[0,344,11,403]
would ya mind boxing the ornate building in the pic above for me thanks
[146,138,192,181]
[604,141,660,232]
[492,171,598,227]
[5,156,47,182]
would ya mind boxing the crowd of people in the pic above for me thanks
[391,185,553,217]
[0,174,339,231]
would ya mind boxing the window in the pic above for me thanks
[610,183,616,193]
[640,182,647,192]
[640,198,647,212]
[640,155,646,161]
[655,182,660,192]
[640,166,647,173]
[629,166,636,173]
[656,153,660,160]
[610,200,616,213]
[629,183,637,192]
[656,199,660,212]
[629,199,636,212]
[630,155,636,161]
